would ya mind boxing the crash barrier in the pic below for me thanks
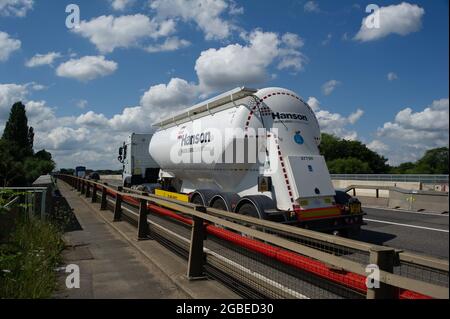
[344,185,449,213]
[331,174,449,184]
[0,186,49,220]
[56,175,449,299]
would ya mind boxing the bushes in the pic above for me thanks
[0,215,65,299]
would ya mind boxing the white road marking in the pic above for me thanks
[365,218,449,233]
[364,206,449,217]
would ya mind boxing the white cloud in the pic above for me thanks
[25,100,55,124]
[149,0,234,40]
[73,14,176,53]
[376,98,449,164]
[322,80,341,96]
[304,1,320,13]
[308,96,364,140]
[307,96,320,112]
[56,56,118,82]
[25,52,61,67]
[76,99,88,109]
[141,77,199,111]
[0,31,21,62]
[145,37,190,53]
[195,30,306,92]
[321,33,332,46]
[354,2,425,42]
[109,0,134,11]
[387,72,398,81]
[0,0,33,17]
[0,83,28,119]
[76,111,109,127]
[367,140,390,153]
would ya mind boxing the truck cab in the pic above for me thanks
[118,133,159,188]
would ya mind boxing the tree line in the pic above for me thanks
[0,102,55,187]
[320,133,448,175]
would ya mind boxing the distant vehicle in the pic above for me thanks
[118,133,159,188]
[87,172,100,181]
[74,166,86,178]
[118,87,365,237]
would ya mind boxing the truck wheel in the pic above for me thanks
[190,194,204,206]
[238,203,259,219]
[211,198,228,211]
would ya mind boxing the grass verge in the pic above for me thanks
[0,215,65,298]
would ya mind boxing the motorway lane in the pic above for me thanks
[358,207,449,259]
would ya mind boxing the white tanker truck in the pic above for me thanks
[119,87,364,236]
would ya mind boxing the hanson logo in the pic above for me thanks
[272,112,308,121]
[180,131,212,146]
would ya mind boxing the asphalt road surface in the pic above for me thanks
[358,207,449,259]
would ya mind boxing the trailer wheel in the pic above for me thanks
[190,194,204,206]
[211,198,228,211]
[236,203,260,239]
[237,203,260,219]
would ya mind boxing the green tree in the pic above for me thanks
[413,147,449,174]
[327,157,372,174]
[319,133,390,173]
[2,102,34,158]
[0,139,26,186]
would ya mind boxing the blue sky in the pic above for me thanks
[0,0,448,169]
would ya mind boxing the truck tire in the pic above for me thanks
[190,194,204,206]
[211,198,228,211]
[237,203,260,219]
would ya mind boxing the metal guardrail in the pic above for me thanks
[0,187,49,219]
[56,175,449,299]
[331,174,449,184]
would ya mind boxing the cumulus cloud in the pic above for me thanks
[145,37,190,53]
[25,52,61,67]
[72,14,176,53]
[0,0,33,17]
[387,72,398,81]
[56,56,118,82]
[322,80,341,96]
[0,83,28,118]
[141,78,199,112]
[108,0,134,11]
[0,31,21,62]
[376,98,449,164]
[304,1,320,13]
[195,30,306,92]
[367,140,390,153]
[307,96,364,140]
[354,2,425,42]
[150,0,234,40]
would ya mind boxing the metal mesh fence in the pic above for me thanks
[69,179,448,300]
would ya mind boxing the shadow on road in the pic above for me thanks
[356,229,397,246]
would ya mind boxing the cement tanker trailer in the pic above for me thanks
[145,87,365,236]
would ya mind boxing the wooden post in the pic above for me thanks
[137,195,150,240]
[91,184,97,203]
[85,182,91,198]
[81,180,86,195]
[77,178,81,192]
[366,247,397,299]
[113,187,123,222]
[100,186,108,210]
[187,206,207,280]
